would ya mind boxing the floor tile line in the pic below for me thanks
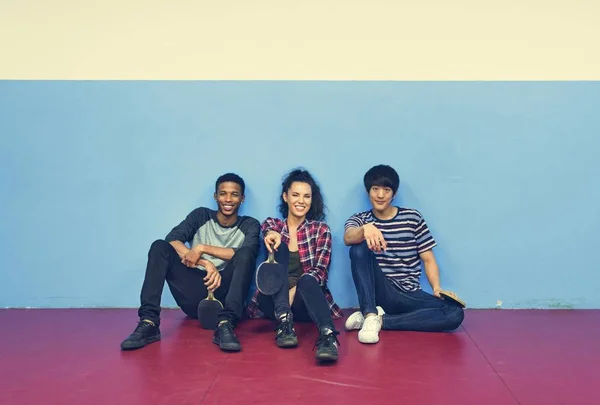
[199,350,230,405]
[462,324,522,405]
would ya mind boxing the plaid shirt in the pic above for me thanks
[246,217,343,319]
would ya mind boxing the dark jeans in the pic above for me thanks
[138,239,257,327]
[256,243,335,331]
[349,241,464,332]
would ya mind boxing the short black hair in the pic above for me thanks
[278,168,326,221]
[363,165,400,194]
[215,173,245,195]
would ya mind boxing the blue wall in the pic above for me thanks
[1,81,599,309]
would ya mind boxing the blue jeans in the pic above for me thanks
[349,241,464,332]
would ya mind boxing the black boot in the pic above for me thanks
[314,327,340,362]
[212,321,242,352]
[121,320,161,350]
[274,313,298,348]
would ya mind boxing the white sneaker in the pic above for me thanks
[345,307,384,333]
[358,313,382,344]
[344,311,365,331]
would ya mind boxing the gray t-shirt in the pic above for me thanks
[165,207,260,271]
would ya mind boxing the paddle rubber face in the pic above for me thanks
[255,251,287,296]
[197,290,223,330]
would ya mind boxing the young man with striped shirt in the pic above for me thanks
[343,165,464,343]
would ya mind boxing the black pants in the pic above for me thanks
[256,243,335,331]
[138,239,257,327]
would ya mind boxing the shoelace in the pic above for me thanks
[134,321,154,333]
[362,316,380,331]
[313,330,340,351]
[274,319,294,338]
[219,321,234,333]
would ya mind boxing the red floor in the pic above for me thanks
[0,309,598,405]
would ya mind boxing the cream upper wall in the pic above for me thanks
[1,0,599,80]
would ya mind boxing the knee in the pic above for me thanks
[149,239,171,254]
[276,243,289,254]
[445,306,465,331]
[230,247,257,272]
[349,241,370,261]
[233,246,257,261]
[297,274,318,292]
[274,243,289,261]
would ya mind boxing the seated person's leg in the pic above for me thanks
[346,241,389,343]
[289,291,313,322]
[271,243,291,318]
[379,288,464,332]
[295,274,336,331]
[122,239,205,350]
[363,251,464,332]
[255,291,277,321]
[255,244,298,348]
[348,240,464,337]
[348,241,379,317]
[257,285,298,348]
[207,246,258,352]
[216,246,258,327]
[295,274,340,362]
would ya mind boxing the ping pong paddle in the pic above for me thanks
[197,290,223,330]
[438,290,466,308]
[255,248,286,295]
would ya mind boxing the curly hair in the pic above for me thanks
[278,168,326,221]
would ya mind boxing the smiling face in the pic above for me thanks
[283,181,312,221]
[214,181,244,218]
[369,184,395,215]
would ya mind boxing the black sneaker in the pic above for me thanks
[121,320,161,350]
[314,328,340,362]
[212,321,241,352]
[275,314,298,348]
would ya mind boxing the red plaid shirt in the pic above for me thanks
[246,217,343,319]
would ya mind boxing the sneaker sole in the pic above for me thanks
[358,335,380,344]
[120,334,161,350]
[212,337,241,352]
[276,339,298,348]
[316,352,338,362]
[345,321,363,331]
[344,312,364,331]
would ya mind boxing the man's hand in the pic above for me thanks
[203,261,222,292]
[181,248,202,268]
[433,288,442,298]
[363,223,386,252]
[181,244,207,267]
[264,231,282,252]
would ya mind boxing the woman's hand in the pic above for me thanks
[264,231,282,252]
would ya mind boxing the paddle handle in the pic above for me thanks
[208,290,215,300]
[268,250,275,263]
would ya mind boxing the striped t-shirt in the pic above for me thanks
[344,207,437,292]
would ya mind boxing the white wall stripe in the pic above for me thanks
[1,0,599,80]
